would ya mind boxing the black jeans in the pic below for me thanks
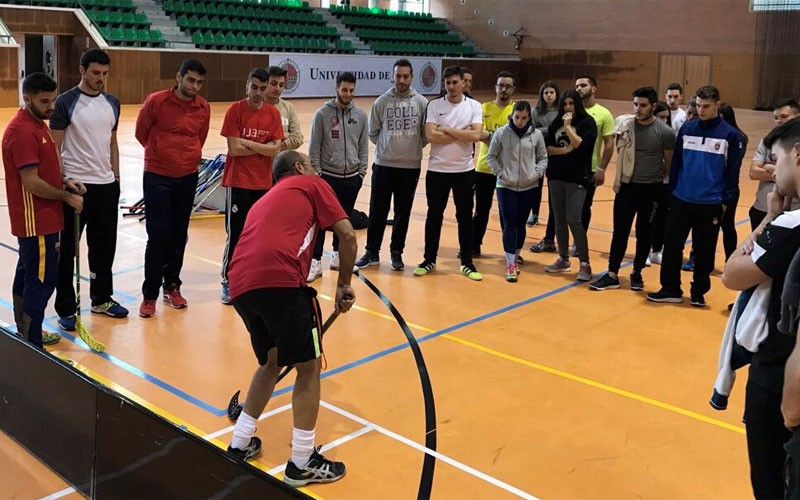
[659,196,722,296]
[313,173,362,259]
[744,378,792,500]
[142,171,198,300]
[365,164,419,256]
[472,170,496,250]
[424,170,475,265]
[222,186,268,284]
[607,183,659,274]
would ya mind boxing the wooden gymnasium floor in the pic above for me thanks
[0,92,774,499]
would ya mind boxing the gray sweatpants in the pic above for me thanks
[549,179,589,262]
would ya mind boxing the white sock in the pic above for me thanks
[231,411,257,450]
[291,427,316,468]
[504,252,516,266]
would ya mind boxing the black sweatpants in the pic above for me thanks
[221,186,268,285]
[607,183,659,274]
[745,378,792,500]
[364,164,419,256]
[313,173,362,259]
[720,191,740,261]
[650,183,670,252]
[141,171,198,300]
[13,233,59,348]
[424,170,475,265]
[472,170,497,251]
[659,196,722,296]
[56,181,120,316]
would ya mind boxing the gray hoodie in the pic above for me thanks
[309,99,369,178]
[487,123,548,192]
[369,87,428,169]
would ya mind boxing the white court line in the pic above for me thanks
[39,487,75,500]
[320,401,540,500]
[267,424,375,476]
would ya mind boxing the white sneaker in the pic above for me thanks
[306,259,322,283]
[649,250,663,265]
[645,255,652,267]
[330,251,339,270]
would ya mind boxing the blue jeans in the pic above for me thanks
[496,187,536,254]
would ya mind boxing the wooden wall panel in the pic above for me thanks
[712,53,755,109]
[0,6,86,36]
[0,46,19,107]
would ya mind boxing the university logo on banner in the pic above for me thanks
[279,58,301,95]
[419,62,439,94]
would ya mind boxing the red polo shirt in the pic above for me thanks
[220,99,284,190]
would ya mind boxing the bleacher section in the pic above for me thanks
[330,4,475,57]
[1,0,476,55]
[3,0,163,47]
[163,0,353,53]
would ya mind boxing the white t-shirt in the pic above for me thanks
[50,87,120,184]
[670,107,687,133]
[425,95,482,173]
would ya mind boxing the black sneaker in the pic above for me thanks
[529,239,556,253]
[390,253,404,271]
[630,272,644,291]
[589,273,620,291]
[646,290,684,303]
[284,447,346,487]
[227,436,261,461]
[354,251,379,269]
[690,293,707,308]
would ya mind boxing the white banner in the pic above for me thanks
[268,54,442,98]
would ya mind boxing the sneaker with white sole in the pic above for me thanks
[354,251,379,269]
[649,250,663,265]
[227,436,262,461]
[91,299,129,318]
[460,263,483,281]
[544,257,571,273]
[284,447,346,487]
[646,290,684,303]
[576,262,592,282]
[306,259,322,283]
[589,273,620,291]
[505,263,518,283]
[414,260,436,276]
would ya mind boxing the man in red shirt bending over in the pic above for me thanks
[2,73,85,348]
[219,67,284,305]
[226,150,356,487]
[135,59,210,317]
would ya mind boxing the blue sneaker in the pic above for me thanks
[91,299,129,318]
[58,315,76,331]
[682,255,695,272]
[221,283,232,305]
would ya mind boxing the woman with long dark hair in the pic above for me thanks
[487,100,548,282]
[528,80,560,228]
[718,103,749,260]
[543,89,597,281]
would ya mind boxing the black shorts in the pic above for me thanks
[232,287,322,367]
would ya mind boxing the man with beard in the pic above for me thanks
[590,87,675,292]
[135,59,210,317]
[354,59,428,272]
[50,48,128,330]
[574,76,614,250]
[219,68,284,304]
[471,71,515,258]
[307,72,368,282]
[264,65,304,152]
[722,117,800,499]
[2,72,85,348]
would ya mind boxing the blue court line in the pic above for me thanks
[0,297,226,417]
[0,241,138,303]
[0,217,752,417]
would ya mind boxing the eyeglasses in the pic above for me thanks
[496,84,514,90]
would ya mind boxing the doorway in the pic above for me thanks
[658,53,711,97]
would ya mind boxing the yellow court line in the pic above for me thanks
[438,335,746,435]
[116,229,738,435]
[51,352,323,500]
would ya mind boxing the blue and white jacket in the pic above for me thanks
[669,116,744,206]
